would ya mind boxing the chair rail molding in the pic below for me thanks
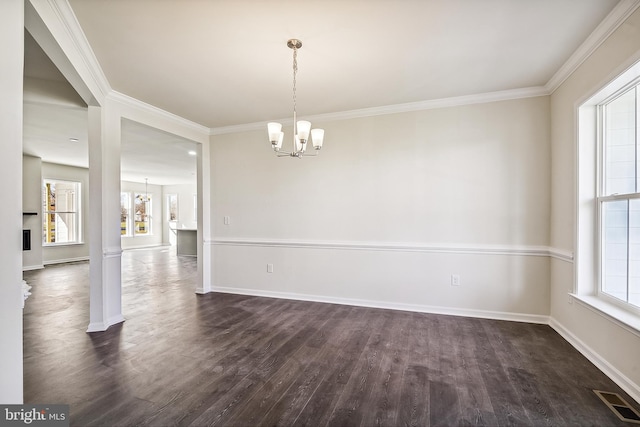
[212,237,572,260]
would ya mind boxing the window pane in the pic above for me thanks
[52,213,77,243]
[54,183,77,211]
[134,193,151,235]
[43,180,80,244]
[604,89,636,195]
[121,192,130,236]
[168,194,178,222]
[602,200,628,301]
[630,198,640,308]
[638,87,640,192]
[43,183,54,243]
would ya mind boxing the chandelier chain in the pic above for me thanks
[292,46,298,117]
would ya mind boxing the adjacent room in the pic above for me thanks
[2,0,640,425]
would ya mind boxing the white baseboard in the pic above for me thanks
[44,256,89,266]
[210,285,550,325]
[22,264,44,271]
[122,243,170,251]
[86,314,125,333]
[549,317,640,405]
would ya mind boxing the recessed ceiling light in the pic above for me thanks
[188,150,197,156]
[69,138,79,143]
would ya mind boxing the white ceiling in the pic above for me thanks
[24,0,626,184]
[23,32,198,185]
[67,0,621,128]
[120,119,198,185]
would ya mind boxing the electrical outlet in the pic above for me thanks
[224,216,230,225]
[267,263,273,273]
[451,274,460,286]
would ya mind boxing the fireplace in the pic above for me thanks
[23,229,31,251]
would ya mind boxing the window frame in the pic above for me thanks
[574,57,640,334]
[167,194,178,223]
[193,194,197,223]
[120,192,131,236]
[133,192,152,235]
[595,78,640,315]
[120,190,154,237]
[42,178,82,246]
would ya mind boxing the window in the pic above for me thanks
[134,193,152,235]
[120,191,153,236]
[193,194,197,222]
[42,179,81,245]
[167,194,178,222]
[599,80,640,310]
[121,192,131,236]
[576,59,640,330]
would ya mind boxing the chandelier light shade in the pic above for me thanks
[268,39,324,157]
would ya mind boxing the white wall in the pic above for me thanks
[41,162,90,264]
[121,180,163,249]
[23,155,43,270]
[0,0,24,404]
[549,7,640,402]
[210,96,551,321]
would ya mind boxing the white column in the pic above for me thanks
[197,139,214,293]
[87,104,125,332]
[0,0,24,404]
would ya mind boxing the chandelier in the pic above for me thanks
[268,39,324,157]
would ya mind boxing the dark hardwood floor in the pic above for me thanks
[23,247,638,426]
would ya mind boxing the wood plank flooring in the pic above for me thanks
[23,247,638,426]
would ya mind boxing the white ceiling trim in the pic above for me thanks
[35,1,209,141]
[108,91,210,142]
[545,0,640,93]
[210,86,549,136]
[30,0,111,104]
[49,0,640,138]
[210,0,640,136]
[49,0,110,100]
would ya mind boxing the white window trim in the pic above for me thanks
[596,88,640,316]
[193,194,197,223]
[575,57,640,333]
[121,192,132,237]
[120,190,154,237]
[167,194,178,223]
[42,178,83,246]
[133,192,153,236]
[571,294,640,339]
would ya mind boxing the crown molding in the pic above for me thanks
[43,0,112,104]
[47,1,209,139]
[545,0,640,93]
[210,86,549,135]
[107,91,210,138]
[211,1,640,136]
[51,0,639,137]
